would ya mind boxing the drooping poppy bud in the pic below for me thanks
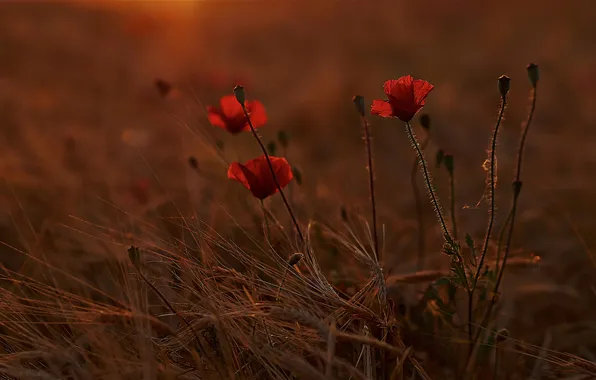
[352,95,366,117]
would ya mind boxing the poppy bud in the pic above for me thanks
[496,328,509,344]
[288,252,304,266]
[526,63,539,88]
[155,78,172,97]
[233,85,245,105]
[444,154,454,175]
[277,130,289,148]
[128,246,140,267]
[188,156,198,169]
[352,95,366,116]
[292,166,302,186]
[436,149,445,168]
[340,206,348,222]
[419,113,431,130]
[267,141,277,156]
[497,75,511,98]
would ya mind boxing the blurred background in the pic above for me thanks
[1,0,596,357]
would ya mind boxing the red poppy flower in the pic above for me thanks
[207,95,267,134]
[371,75,434,122]
[227,156,293,200]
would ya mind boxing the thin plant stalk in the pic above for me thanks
[468,93,508,343]
[404,122,453,246]
[478,84,538,342]
[468,81,538,373]
[360,114,380,262]
[412,134,430,270]
[238,103,308,253]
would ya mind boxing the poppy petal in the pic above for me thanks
[227,162,254,193]
[269,156,293,189]
[246,100,268,128]
[413,79,434,105]
[207,106,227,128]
[370,100,394,118]
[219,94,245,120]
[383,76,414,98]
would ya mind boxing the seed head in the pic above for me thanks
[526,63,539,88]
[498,75,511,98]
[496,328,509,344]
[288,252,304,266]
[233,85,245,105]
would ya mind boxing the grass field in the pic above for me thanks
[1,1,596,379]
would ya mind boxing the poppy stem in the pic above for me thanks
[239,105,308,252]
[471,84,537,354]
[360,115,380,263]
[468,92,508,346]
[404,122,451,242]
[411,133,430,270]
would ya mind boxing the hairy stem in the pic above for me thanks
[405,122,451,241]
[412,135,430,270]
[468,94,508,344]
[470,85,538,366]
[483,86,538,335]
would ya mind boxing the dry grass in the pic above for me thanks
[1,1,596,379]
